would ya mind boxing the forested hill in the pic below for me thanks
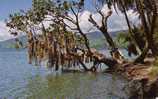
[86,30,127,40]
[0,30,127,49]
[0,36,27,49]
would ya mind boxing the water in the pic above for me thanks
[0,49,131,99]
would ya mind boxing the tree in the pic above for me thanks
[87,1,125,63]
[6,0,120,72]
[58,0,118,70]
[96,0,158,63]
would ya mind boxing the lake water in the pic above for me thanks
[0,49,132,99]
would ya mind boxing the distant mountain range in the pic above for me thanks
[86,30,127,39]
[0,36,27,49]
[0,30,127,49]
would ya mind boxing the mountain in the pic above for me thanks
[0,36,27,49]
[0,30,127,49]
[86,30,127,40]
[86,30,127,48]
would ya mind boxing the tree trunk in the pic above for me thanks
[134,43,149,63]
[120,0,142,54]
[148,0,158,56]
[100,27,125,64]
[135,0,158,57]
[100,28,115,49]
[134,0,151,63]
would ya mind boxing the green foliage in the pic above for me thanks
[89,38,106,49]
[153,19,158,45]
[149,58,158,77]
[63,1,70,10]
[32,0,54,23]
[7,13,26,31]
[150,66,158,78]
[115,32,130,48]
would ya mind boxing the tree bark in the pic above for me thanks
[99,25,125,64]
[120,0,143,54]
[134,43,149,63]
[135,0,158,57]
[134,0,151,63]
[148,0,158,56]
[89,10,125,63]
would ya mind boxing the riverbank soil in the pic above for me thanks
[116,57,158,99]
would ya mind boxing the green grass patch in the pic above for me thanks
[149,58,158,77]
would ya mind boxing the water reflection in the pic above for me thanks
[0,49,131,99]
[16,73,130,99]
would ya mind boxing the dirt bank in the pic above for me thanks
[112,58,158,99]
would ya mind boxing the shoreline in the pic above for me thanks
[106,58,158,99]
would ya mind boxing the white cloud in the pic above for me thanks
[78,11,97,32]
[64,5,139,33]
[0,21,15,41]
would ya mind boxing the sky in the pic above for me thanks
[0,0,32,41]
[0,0,139,41]
[0,0,32,20]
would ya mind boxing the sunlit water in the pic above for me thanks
[0,49,133,99]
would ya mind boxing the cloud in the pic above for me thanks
[78,11,97,32]
[64,5,139,33]
[0,21,15,41]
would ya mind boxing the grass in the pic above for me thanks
[149,58,158,78]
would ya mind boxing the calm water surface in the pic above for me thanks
[0,49,131,99]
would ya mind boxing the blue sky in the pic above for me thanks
[0,0,32,20]
[0,0,94,20]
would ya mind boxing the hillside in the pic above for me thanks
[0,36,27,49]
[86,30,126,39]
[86,30,127,49]
[0,30,127,49]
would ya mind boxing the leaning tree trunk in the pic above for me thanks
[99,26,125,64]
[89,10,125,64]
